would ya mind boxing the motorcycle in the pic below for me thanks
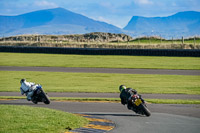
[129,94,151,117]
[31,85,50,104]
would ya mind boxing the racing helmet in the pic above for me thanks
[20,79,26,84]
[119,85,126,92]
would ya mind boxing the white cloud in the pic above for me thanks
[97,16,109,22]
[134,0,153,5]
[94,16,127,28]
[93,16,112,24]
[34,0,58,8]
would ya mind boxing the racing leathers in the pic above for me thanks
[20,80,38,101]
[120,88,133,108]
[120,88,144,110]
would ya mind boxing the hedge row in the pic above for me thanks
[0,46,199,57]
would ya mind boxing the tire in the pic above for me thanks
[31,97,38,104]
[140,104,151,117]
[44,94,50,104]
[40,90,50,104]
[32,100,38,104]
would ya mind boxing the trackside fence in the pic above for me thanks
[0,46,199,57]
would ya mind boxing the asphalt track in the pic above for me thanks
[1,66,200,75]
[1,66,200,133]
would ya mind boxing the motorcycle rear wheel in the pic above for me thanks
[32,100,38,104]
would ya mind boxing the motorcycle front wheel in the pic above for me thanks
[41,90,50,104]
[140,104,151,117]
[43,94,50,104]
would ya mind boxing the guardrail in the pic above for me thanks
[0,46,199,57]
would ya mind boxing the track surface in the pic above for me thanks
[1,66,200,75]
[1,66,200,133]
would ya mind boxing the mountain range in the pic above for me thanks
[124,11,200,38]
[0,8,121,37]
[0,7,200,38]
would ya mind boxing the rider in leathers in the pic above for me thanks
[119,85,144,110]
[20,79,38,101]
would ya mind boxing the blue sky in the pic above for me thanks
[0,0,200,28]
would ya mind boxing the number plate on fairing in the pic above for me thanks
[134,99,142,106]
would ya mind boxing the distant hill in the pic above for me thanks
[124,11,200,38]
[0,32,133,42]
[0,7,122,37]
[0,8,200,38]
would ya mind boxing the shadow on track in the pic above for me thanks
[84,113,143,117]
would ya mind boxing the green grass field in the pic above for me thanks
[1,71,199,94]
[0,53,200,70]
[0,105,88,133]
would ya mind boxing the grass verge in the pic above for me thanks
[0,96,200,104]
[0,71,200,94]
[0,105,89,133]
[0,53,200,70]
